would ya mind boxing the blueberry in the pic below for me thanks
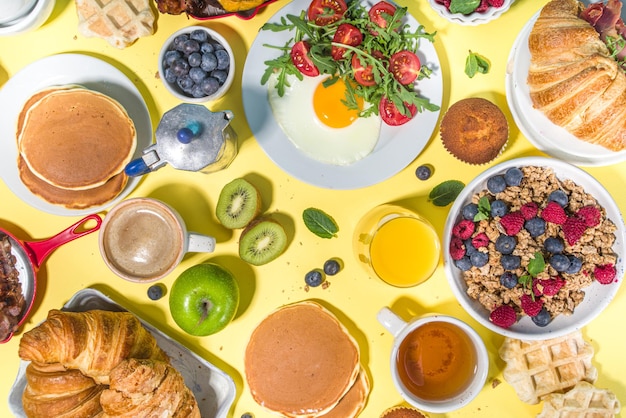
[495,235,516,255]
[241,414,254,418]
[215,49,230,70]
[305,270,324,287]
[201,52,218,72]
[462,203,479,221]
[415,164,432,180]
[176,74,194,92]
[187,52,202,67]
[550,254,571,272]
[190,29,209,43]
[490,200,508,217]
[504,167,524,187]
[454,256,472,271]
[164,67,177,83]
[182,39,201,55]
[548,190,569,207]
[500,272,518,289]
[147,284,165,300]
[212,69,228,85]
[200,77,220,95]
[544,237,564,254]
[323,259,341,275]
[531,307,552,326]
[525,217,546,238]
[171,58,190,77]
[464,238,477,255]
[565,255,582,274]
[189,67,208,84]
[172,34,190,51]
[487,175,507,194]
[470,251,489,267]
[164,49,182,67]
[501,255,521,270]
[190,84,206,98]
[200,41,215,54]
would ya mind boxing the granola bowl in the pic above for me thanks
[443,157,625,340]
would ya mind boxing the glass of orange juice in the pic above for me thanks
[353,204,440,287]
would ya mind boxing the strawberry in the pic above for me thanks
[562,215,587,245]
[577,205,601,227]
[500,212,525,236]
[489,305,517,328]
[594,264,617,285]
[472,232,490,249]
[449,236,466,260]
[452,219,475,240]
[520,202,538,220]
[520,293,544,317]
[541,201,567,225]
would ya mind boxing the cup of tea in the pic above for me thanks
[0,0,37,25]
[99,197,216,282]
[377,307,489,413]
[353,204,440,287]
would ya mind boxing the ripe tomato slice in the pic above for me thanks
[379,96,417,126]
[307,0,348,26]
[351,54,376,86]
[368,1,397,29]
[331,23,363,60]
[389,50,421,85]
[290,41,320,77]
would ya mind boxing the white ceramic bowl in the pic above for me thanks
[0,0,54,36]
[443,157,625,340]
[428,0,514,26]
[158,26,234,103]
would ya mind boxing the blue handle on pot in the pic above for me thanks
[124,158,151,177]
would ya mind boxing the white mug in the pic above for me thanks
[377,307,489,413]
[0,0,37,25]
[99,197,216,282]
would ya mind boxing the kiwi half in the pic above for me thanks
[216,178,261,229]
[239,219,287,266]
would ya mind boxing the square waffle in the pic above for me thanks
[537,381,620,417]
[75,0,155,48]
[499,330,597,404]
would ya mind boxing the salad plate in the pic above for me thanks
[0,53,152,216]
[242,0,443,190]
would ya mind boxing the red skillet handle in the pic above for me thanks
[24,214,102,269]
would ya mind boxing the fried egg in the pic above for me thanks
[267,73,381,166]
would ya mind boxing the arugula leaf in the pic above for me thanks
[474,196,491,221]
[303,208,339,239]
[465,50,491,78]
[429,180,465,207]
[450,0,480,15]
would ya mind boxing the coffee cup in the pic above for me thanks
[0,0,37,25]
[377,307,489,413]
[99,197,216,282]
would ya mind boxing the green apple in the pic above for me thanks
[169,263,239,336]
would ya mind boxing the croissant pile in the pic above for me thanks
[18,310,200,418]
[527,0,626,151]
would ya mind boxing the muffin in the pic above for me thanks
[440,97,508,165]
[380,406,428,418]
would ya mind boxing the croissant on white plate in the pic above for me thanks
[527,0,626,151]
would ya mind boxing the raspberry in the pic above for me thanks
[533,277,565,297]
[489,305,517,328]
[452,219,475,240]
[449,236,466,261]
[475,0,490,12]
[562,216,587,245]
[472,232,490,249]
[520,294,544,317]
[487,0,505,7]
[499,212,525,236]
[541,201,567,225]
[520,202,538,220]
[594,264,617,285]
[577,205,601,227]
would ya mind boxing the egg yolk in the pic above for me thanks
[313,77,364,129]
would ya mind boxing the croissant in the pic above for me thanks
[18,310,170,385]
[22,362,105,418]
[100,358,200,418]
[527,0,626,151]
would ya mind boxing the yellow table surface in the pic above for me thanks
[1,1,625,417]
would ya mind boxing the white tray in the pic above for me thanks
[8,288,236,417]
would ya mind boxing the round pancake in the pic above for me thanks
[322,368,370,418]
[18,88,136,190]
[245,301,360,418]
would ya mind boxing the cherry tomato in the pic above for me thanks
[368,1,397,29]
[351,54,376,86]
[307,0,348,26]
[389,50,421,85]
[290,41,320,77]
[331,23,363,60]
[379,96,417,126]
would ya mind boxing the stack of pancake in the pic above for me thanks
[16,85,137,209]
[245,301,369,417]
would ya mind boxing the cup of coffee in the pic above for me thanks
[377,307,489,413]
[99,197,216,282]
[353,204,440,287]
[0,0,37,25]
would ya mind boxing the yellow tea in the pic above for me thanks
[396,321,477,401]
[369,216,439,287]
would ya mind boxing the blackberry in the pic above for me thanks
[501,255,521,270]
[454,256,472,271]
[549,254,571,272]
[525,217,546,237]
[487,175,507,194]
[415,164,433,180]
[490,200,508,217]
[504,167,523,186]
[495,235,516,255]
[544,237,564,254]
[323,259,341,275]
[305,270,324,287]
[462,203,479,221]
[565,255,582,274]
[470,251,489,268]
[500,272,518,289]
[548,190,569,207]
[531,307,552,327]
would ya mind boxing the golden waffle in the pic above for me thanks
[75,0,155,49]
[537,381,621,418]
[499,331,597,404]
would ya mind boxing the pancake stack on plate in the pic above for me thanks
[16,85,137,209]
[245,301,369,417]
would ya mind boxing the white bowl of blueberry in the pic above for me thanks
[443,157,625,340]
[159,26,234,103]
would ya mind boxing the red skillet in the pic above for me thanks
[0,214,102,343]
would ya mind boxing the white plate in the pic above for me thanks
[505,10,626,167]
[0,53,152,216]
[443,157,625,340]
[242,0,443,190]
[8,288,236,417]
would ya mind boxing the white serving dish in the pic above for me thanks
[428,0,514,26]
[0,0,54,36]
[8,288,236,417]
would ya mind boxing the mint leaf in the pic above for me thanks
[474,196,491,221]
[303,208,339,239]
[429,180,465,207]
[450,0,480,15]
[527,252,546,277]
[465,50,491,78]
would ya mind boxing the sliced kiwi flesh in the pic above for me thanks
[239,219,287,266]
[216,178,261,229]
